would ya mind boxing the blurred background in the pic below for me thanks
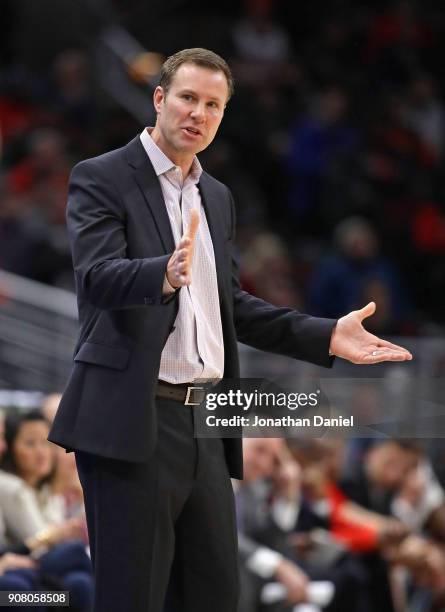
[1,0,445,610]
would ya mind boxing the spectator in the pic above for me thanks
[392,460,445,541]
[403,75,445,161]
[286,85,358,231]
[240,232,303,308]
[340,439,421,515]
[230,0,296,91]
[0,182,69,285]
[44,395,87,532]
[308,217,411,333]
[0,410,93,611]
[6,128,70,225]
[48,49,98,157]
[236,438,309,611]
[338,439,422,611]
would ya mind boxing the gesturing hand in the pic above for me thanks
[329,302,413,364]
[167,208,200,288]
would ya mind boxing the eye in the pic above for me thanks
[208,101,219,109]
[182,94,194,101]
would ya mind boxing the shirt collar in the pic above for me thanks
[139,127,203,184]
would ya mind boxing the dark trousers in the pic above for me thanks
[75,397,240,612]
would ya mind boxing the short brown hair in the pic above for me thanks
[159,48,234,101]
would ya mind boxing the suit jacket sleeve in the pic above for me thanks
[68,159,172,310]
[227,190,336,368]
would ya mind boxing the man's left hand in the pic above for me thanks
[329,302,413,364]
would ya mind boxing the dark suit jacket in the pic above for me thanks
[48,136,336,479]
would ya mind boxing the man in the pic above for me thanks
[236,438,309,611]
[339,440,422,611]
[48,48,412,612]
[341,440,422,516]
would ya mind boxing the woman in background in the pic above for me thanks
[0,409,93,611]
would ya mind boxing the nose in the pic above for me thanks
[190,102,206,122]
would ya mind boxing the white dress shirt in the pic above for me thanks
[139,128,224,384]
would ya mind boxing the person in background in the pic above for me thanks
[44,395,87,531]
[339,439,445,610]
[0,409,93,611]
[240,232,303,309]
[0,408,40,606]
[286,85,358,232]
[340,439,421,514]
[308,217,411,333]
[2,410,73,528]
[236,437,309,611]
[392,459,445,540]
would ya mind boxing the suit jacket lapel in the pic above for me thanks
[125,138,227,300]
[125,137,175,254]
[198,173,227,303]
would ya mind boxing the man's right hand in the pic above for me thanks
[274,558,308,604]
[167,208,200,288]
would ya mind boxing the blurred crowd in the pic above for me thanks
[237,436,445,612]
[2,401,445,611]
[1,0,445,332]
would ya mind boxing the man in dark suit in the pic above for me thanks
[48,48,412,612]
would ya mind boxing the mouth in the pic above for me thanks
[182,126,202,138]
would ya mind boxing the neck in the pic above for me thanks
[22,473,40,488]
[150,126,194,178]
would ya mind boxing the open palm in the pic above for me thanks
[329,302,412,364]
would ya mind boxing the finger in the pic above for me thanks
[357,301,376,322]
[369,349,412,361]
[362,350,412,363]
[174,274,187,286]
[186,208,200,241]
[377,338,413,356]
[372,346,413,359]
[175,264,187,277]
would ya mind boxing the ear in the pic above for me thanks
[153,86,165,113]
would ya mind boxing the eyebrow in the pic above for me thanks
[178,89,223,103]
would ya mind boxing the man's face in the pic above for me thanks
[243,438,284,482]
[366,442,419,491]
[153,63,228,157]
